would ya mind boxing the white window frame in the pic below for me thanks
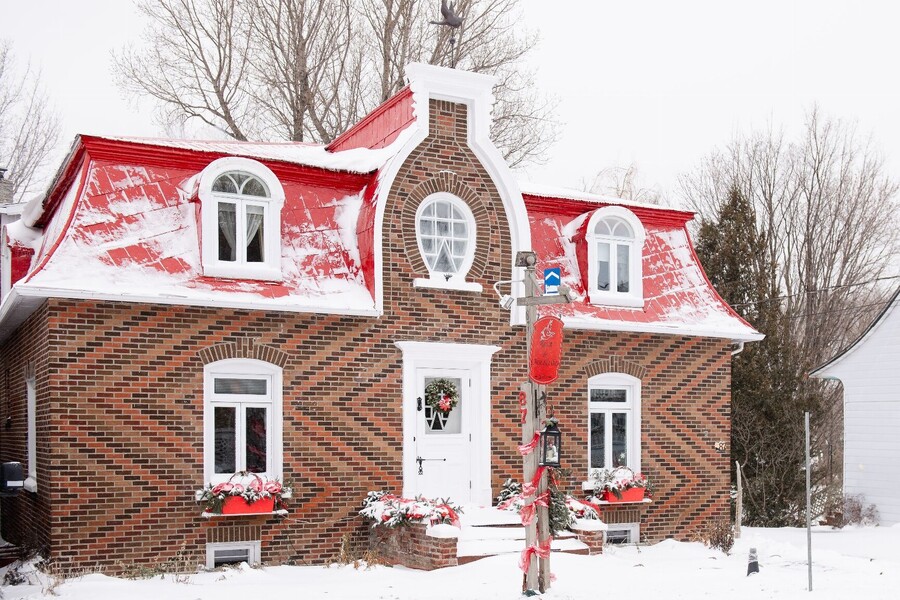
[206,541,261,568]
[203,359,283,485]
[604,523,640,545]
[25,376,37,492]
[413,192,482,292]
[586,206,645,308]
[586,372,642,484]
[198,157,285,281]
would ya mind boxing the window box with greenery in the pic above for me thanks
[197,472,292,517]
[590,466,650,503]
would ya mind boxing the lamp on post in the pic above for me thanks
[539,421,562,468]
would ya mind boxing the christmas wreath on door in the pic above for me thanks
[425,378,459,415]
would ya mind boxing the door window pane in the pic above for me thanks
[612,412,628,467]
[590,412,605,469]
[245,407,267,473]
[214,407,236,474]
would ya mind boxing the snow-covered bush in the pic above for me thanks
[359,491,462,528]
[843,494,879,526]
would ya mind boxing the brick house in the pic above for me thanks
[0,64,759,570]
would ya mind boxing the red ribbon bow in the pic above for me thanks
[518,537,552,572]
[518,391,528,424]
[519,491,550,525]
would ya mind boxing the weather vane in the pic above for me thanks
[431,0,463,66]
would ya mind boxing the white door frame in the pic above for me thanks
[395,341,500,505]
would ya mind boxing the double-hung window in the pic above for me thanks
[198,157,285,281]
[204,359,283,484]
[588,373,641,479]
[586,207,645,307]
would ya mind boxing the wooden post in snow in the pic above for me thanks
[735,460,743,539]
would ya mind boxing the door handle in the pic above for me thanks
[417,396,423,411]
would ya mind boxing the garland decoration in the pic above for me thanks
[425,378,459,415]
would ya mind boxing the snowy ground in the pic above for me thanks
[2,525,898,600]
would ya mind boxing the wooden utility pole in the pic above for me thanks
[515,251,572,594]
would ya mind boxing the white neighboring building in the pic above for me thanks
[811,288,900,525]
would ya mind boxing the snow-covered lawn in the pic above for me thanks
[2,525,898,599]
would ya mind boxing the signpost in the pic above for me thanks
[514,252,572,594]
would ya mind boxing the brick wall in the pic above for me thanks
[368,523,458,570]
[0,99,732,570]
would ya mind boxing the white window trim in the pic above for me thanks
[203,359,283,485]
[413,192,483,293]
[198,157,285,281]
[604,523,640,545]
[586,372,642,485]
[206,541,261,569]
[25,376,36,492]
[585,206,645,308]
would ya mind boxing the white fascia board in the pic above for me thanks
[10,284,381,318]
[810,297,899,380]
[560,315,765,343]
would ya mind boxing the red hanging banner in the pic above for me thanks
[529,315,564,384]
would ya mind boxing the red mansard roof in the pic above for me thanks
[0,80,760,343]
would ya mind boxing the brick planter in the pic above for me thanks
[367,522,459,570]
[570,521,606,555]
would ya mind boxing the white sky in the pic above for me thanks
[2,1,900,208]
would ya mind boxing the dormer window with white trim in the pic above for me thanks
[413,193,482,292]
[586,206,645,308]
[198,157,285,281]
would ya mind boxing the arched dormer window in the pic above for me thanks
[198,157,285,281]
[586,206,645,307]
[413,192,481,292]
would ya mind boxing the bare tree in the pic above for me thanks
[583,163,662,204]
[114,0,558,165]
[0,41,61,202]
[681,109,899,524]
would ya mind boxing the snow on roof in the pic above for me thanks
[528,201,761,342]
[13,159,379,317]
[519,181,686,212]
[104,129,416,175]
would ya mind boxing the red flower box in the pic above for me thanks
[221,495,276,515]
[601,487,645,503]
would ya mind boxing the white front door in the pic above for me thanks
[396,341,499,506]
[414,367,473,502]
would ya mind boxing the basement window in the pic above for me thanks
[206,542,261,568]
[605,523,639,545]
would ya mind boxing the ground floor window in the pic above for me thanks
[587,372,641,479]
[204,359,283,484]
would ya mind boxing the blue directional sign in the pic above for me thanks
[543,267,561,295]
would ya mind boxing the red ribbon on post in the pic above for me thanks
[518,432,541,456]
[518,536,552,572]
[522,465,547,498]
[519,490,550,526]
[518,390,528,424]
